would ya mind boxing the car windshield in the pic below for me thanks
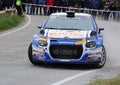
[45,15,94,30]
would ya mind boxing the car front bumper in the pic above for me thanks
[32,44,102,64]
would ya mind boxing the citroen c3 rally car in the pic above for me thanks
[28,11,106,68]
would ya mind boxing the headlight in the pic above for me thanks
[38,37,47,46]
[86,37,96,40]
[86,41,96,48]
[38,40,47,46]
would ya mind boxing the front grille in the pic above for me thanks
[49,45,83,59]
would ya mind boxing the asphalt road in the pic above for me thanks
[0,15,120,85]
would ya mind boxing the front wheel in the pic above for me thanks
[28,43,41,65]
[95,45,106,68]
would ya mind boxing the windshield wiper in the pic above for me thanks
[45,27,56,29]
[45,27,63,30]
[45,27,84,30]
[66,28,84,30]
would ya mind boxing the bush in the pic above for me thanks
[0,12,24,32]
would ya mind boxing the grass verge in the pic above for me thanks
[0,12,24,32]
[89,74,120,85]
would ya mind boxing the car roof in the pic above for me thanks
[51,12,91,17]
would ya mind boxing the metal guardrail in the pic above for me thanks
[22,3,120,22]
[0,8,16,14]
[1,3,120,22]
[0,10,6,14]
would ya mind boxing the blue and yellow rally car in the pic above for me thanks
[28,11,106,68]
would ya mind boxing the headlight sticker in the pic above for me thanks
[75,39,86,45]
[39,37,47,41]
[35,37,47,42]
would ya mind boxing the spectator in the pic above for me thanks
[115,0,120,21]
[115,0,120,11]
[0,0,3,10]
[99,0,105,10]
[61,0,68,12]
[1,0,7,10]
[84,0,91,8]
[54,0,62,12]
[47,0,54,15]
[91,0,99,17]
[103,1,110,20]
[98,0,106,19]
[6,0,13,9]
[84,0,91,13]
[15,0,23,16]
[74,0,81,8]
[80,0,84,8]
[31,0,38,15]
[22,0,26,12]
[109,2,116,19]
[74,0,81,12]
[25,0,32,14]
[91,0,99,9]
[68,0,74,7]
[109,3,116,11]
[38,0,47,15]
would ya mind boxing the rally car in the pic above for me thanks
[28,11,106,68]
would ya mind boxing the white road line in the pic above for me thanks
[0,15,31,37]
[51,70,97,85]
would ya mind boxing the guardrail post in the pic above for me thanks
[109,12,114,21]
[35,6,37,15]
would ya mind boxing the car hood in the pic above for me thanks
[44,29,92,39]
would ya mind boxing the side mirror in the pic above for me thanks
[90,31,97,37]
[38,25,41,29]
[99,28,104,34]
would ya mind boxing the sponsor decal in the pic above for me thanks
[60,60,70,62]
[59,41,74,44]
[88,52,101,57]
[33,48,45,54]
[48,31,86,38]
[54,49,77,55]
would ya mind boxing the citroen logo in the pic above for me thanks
[64,36,69,40]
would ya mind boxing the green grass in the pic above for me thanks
[89,75,120,85]
[0,12,24,32]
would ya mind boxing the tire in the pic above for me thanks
[28,43,40,65]
[94,45,106,68]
